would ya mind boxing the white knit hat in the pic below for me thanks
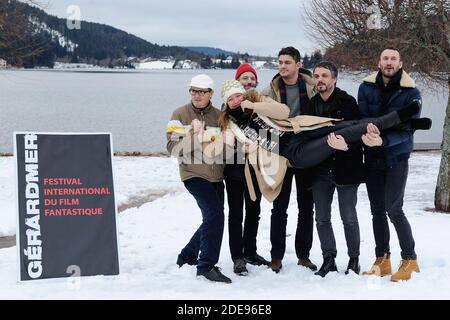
[189,74,214,90]
[221,80,246,104]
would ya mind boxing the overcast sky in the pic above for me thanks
[43,0,320,57]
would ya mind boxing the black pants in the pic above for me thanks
[281,111,402,169]
[312,167,360,259]
[270,167,314,260]
[366,158,416,260]
[225,176,262,262]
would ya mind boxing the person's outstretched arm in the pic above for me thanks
[241,96,290,120]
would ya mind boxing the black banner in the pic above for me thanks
[15,133,120,281]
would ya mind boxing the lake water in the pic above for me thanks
[0,69,446,153]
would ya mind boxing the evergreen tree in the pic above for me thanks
[302,54,311,68]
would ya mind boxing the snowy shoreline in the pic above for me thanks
[0,149,440,157]
[0,151,170,157]
[1,152,450,299]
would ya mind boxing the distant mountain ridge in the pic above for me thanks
[0,1,265,68]
[1,1,202,67]
[185,47,237,57]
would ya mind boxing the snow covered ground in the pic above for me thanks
[136,61,175,69]
[1,152,450,299]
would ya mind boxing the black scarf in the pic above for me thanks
[376,68,403,115]
[228,106,288,154]
[228,107,253,126]
[278,74,309,115]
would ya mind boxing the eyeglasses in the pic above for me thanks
[189,88,212,96]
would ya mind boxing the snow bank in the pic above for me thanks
[1,152,450,299]
[137,61,174,70]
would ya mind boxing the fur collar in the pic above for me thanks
[363,70,416,88]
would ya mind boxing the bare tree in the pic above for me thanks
[303,0,450,212]
[435,78,450,211]
[0,0,49,65]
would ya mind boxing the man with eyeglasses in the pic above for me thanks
[167,74,231,284]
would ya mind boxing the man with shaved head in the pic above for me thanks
[358,48,422,282]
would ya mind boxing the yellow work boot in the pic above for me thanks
[390,259,420,282]
[362,253,392,277]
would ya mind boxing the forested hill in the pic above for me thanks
[1,1,201,67]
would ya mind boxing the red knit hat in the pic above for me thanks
[235,63,257,81]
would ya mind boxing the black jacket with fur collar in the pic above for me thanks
[303,87,366,185]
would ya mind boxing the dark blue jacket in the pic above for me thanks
[357,70,422,166]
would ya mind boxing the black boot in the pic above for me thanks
[176,254,198,268]
[233,258,248,276]
[244,253,270,266]
[314,257,338,278]
[197,266,232,284]
[345,257,360,275]
[371,100,421,132]
[393,117,432,131]
[397,100,421,122]
[408,117,432,130]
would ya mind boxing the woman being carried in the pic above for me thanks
[218,80,426,202]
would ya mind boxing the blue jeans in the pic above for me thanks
[366,158,417,260]
[180,178,225,274]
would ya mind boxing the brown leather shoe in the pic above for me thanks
[269,259,282,273]
[298,258,318,271]
[390,259,420,282]
[362,253,392,277]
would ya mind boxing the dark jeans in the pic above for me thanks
[225,176,262,261]
[270,167,314,260]
[366,158,417,260]
[181,177,225,274]
[312,168,360,259]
